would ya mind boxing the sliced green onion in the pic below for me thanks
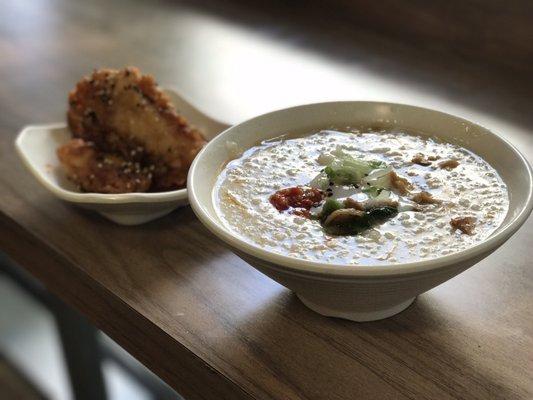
[320,198,343,221]
[323,153,385,186]
[362,186,383,198]
[309,170,329,190]
[368,160,386,169]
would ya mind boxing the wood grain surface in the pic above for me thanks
[0,1,532,399]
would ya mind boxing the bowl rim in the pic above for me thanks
[188,100,533,278]
[15,123,188,205]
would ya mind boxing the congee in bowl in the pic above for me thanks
[189,101,532,321]
[214,129,509,265]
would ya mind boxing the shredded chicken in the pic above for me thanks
[324,208,364,227]
[439,159,460,170]
[343,198,365,211]
[411,153,432,166]
[389,171,412,195]
[411,191,442,205]
[450,217,476,235]
[363,198,399,210]
[344,197,398,211]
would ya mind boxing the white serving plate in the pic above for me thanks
[188,101,533,321]
[15,89,230,225]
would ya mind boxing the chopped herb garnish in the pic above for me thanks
[362,186,383,198]
[281,151,401,236]
[322,153,386,186]
[320,198,343,221]
[368,160,386,169]
[322,204,398,236]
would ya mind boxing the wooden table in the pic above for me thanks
[1,1,532,399]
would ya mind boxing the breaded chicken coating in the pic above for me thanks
[57,138,152,193]
[65,67,206,191]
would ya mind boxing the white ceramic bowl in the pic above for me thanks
[15,89,229,225]
[188,101,533,321]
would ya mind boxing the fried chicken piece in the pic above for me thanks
[57,138,152,193]
[67,67,206,191]
[450,216,477,235]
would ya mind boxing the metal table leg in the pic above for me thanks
[0,253,108,400]
[54,307,108,400]
[0,253,184,400]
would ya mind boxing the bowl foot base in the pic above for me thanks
[297,295,416,322]
[99,207,176,225]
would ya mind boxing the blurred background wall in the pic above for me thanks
[186,0,533,80]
